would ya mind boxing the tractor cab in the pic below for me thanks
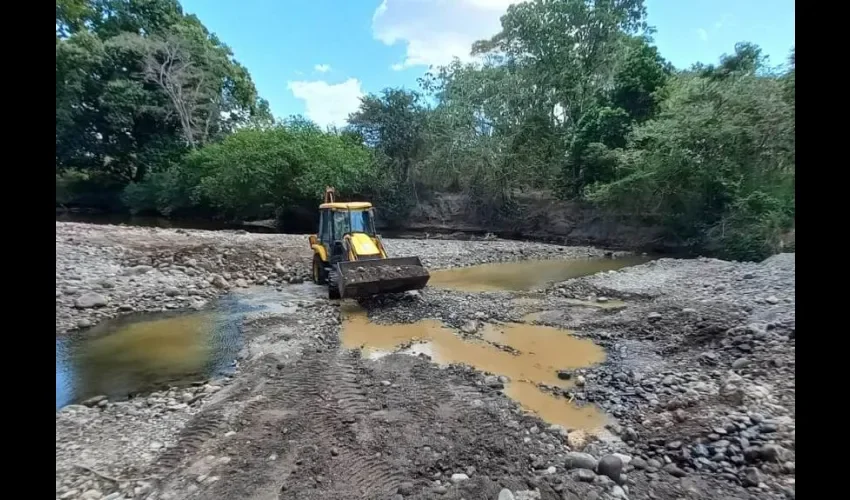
[316,201,385,263]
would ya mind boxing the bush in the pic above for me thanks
[56,170,127,211]
[123,123,376,221]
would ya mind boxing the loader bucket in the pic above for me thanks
[336,256,430,299]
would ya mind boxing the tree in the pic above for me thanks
[586,51,795,260]
[56,0,268,199]
[348,89,427,183]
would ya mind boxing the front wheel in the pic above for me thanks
[312,254,327,285]
[327,269,341,300]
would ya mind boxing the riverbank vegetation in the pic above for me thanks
[56,0,794,260]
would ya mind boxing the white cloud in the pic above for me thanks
[696,28,709,42]
[372,0,523,70]
[287,78,364,128]
[314,64,332,73]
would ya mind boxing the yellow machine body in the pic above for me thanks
[309,187,429,299]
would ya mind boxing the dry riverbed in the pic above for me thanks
[55,222,795,500]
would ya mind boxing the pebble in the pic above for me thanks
[564,452,598,471]
[75,292,108,309]
[732,358,750,369]
[742,467,764,487]
[450,473,469,483]
[498,489,516,500]
[597,454,624,481]
[573,469,597,482]
[662,464,686,477]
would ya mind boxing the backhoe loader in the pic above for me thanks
[308,187,430,299]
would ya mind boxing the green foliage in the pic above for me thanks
[56,0,269,184]
[123,122,376,220]
[586,69,795,260]
[60,0,795,261]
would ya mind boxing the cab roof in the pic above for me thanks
[319,202,373,210]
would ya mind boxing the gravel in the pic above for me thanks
[55,222,795,500]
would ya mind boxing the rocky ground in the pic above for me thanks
[55,222,794,500]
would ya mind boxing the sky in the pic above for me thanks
[179,0,796,128]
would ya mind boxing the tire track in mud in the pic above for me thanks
[154,350,408,499]
[151,338,551,499]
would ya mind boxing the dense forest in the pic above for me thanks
[56,0,795,260]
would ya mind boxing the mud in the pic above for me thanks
[56,222,795,500]
[341,305,608,431]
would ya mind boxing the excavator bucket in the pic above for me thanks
[335,256,430,299]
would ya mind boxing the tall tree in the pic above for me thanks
[56,0,269,185]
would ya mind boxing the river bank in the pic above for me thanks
[55,222,794,500]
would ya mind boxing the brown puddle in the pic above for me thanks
[428,256,649,292]
[341,304,607,431]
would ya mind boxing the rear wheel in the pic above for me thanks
[312,255,327,285]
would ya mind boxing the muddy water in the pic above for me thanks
[429,256,649,292]
[341,305,608,430]
[55,285,324,410]
[56,310,239,410]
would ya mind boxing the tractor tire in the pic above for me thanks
[327,269,341,300]
[312,255,327,285]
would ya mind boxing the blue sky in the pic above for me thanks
[179,0,795,127]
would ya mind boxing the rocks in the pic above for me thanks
[647,312,662,322]
[572,468,597,482]
[662,464,687,477]
[122,265,153,275]
[212,275,231,289]
[450,473,469,483]
[564,452,598,471]
[610,485,628,499]
[483,375,503,389]
[460,320,479,334]
[597,454,624,482]
[732,357,751,369]
[567,430,588,450]
[741,467,764,487]
[498,489,516,500]
[75,292,108,309]
[54,222,796,500]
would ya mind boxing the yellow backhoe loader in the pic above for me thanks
[308,187,430,299]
